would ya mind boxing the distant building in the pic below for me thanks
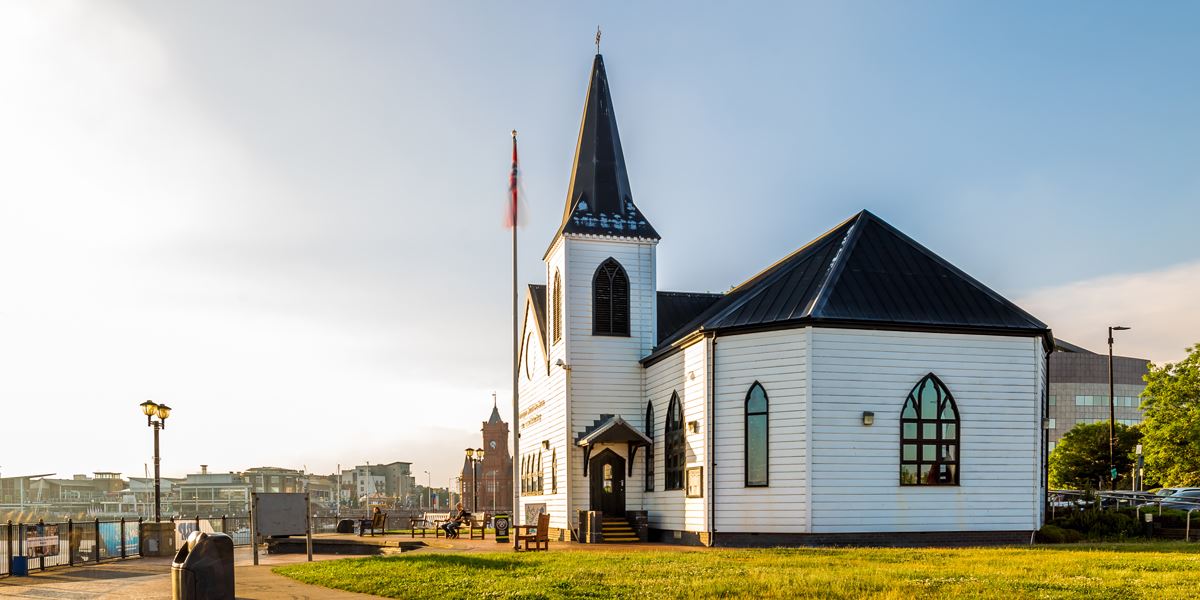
[343,462,416,508]
[177,465,251,516]
[242,466,305,493]
[1048,339,1150,452]
[459,402,514,515]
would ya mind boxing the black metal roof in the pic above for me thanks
[1053,338,1097,354]
[527,284,547,356]
[644,210,1051,363]
[550,54,659,252]
[575,414,652,447]
[657,291,723,345]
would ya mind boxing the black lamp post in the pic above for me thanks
[465,447,485,513]
[1107,325,1130,490]
[139,400,172,522]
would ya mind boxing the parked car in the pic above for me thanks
[1160,489,1200,510]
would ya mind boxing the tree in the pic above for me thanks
[1140,343,1200,487]
[1049,422,1141,489]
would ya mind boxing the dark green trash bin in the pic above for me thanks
[171,531,234,600]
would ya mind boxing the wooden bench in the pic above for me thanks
[466,514,487,540]
[358,511,387,537]
[410,512,449,538]
[515,513,549,551]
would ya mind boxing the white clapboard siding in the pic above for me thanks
[563,235,658,525]
[516,241,570,531]
[643,343,691,530]
[808,327,1043,534]
[712,329,809,533]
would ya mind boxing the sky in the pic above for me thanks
[1,1,1197,486]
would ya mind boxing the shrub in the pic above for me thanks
[1036,524,1084,544]
[1051,510,1143,540]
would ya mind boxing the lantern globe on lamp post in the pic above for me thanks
[138,400,172,522]
[465,447,485,513]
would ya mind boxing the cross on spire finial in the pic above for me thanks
[595,26,601,54]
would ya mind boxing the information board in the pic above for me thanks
[254,492,309,537]
[24,524,59,558]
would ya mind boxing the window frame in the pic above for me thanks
[744,381,769,487]
[591,258,630,337]
[899,373,960,487]
[664,392,684,490]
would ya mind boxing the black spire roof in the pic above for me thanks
[645,210,1051,363]
[554,54,659,245]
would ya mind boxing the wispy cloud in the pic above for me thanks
[1018,260,1200,365]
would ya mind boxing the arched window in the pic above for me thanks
[645,401,655,492]
[900,373,960,486]
[552,270,562,344]
[664,392,684,490]
[537,451,544,493]
[592,258,630,336]
[745,382,769,487]
[551,448,558,494]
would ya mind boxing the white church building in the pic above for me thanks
[516,53,1052,546]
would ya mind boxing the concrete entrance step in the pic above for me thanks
[600,518,639,543]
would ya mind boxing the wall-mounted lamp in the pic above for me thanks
[555,359,570,370]
[862,411,875,426]
[687,420,700,434]
[1042,418,1051,430]
[542,440,550,450]
[688,371,696,380]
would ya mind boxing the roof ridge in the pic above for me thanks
[805,210,869,319]
[658,290,723,297]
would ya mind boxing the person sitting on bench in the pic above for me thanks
[441,503,469,539]
[359,506,383,536]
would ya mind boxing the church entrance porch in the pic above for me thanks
[588,449,626,516]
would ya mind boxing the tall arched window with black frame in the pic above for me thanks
[745,382,769,486]
[664,392,684,490]
[592,258,630,336]
[552,270,562,344]
[645,400,655,491]
[900,373,960,486]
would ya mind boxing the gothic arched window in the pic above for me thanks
[665,392,684,490]
[745,382,769,487]
[552,270,563,344]
[592,258,630,336]
[900,373,960,486]
[645,400,655,492]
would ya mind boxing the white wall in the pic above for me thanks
[516,238,569,530]
[807,327,1043,534]
[641,338,708,533]
[564,235,657,523]
[712,328,810,533]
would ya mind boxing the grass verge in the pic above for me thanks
[274,541,1200,599]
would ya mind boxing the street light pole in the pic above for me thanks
[424,470,431,509]
[1108,325,1130,491]
[139,400,172,522]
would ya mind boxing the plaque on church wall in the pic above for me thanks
[685,466,703,498]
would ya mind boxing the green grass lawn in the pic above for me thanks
[274,542,1200,599]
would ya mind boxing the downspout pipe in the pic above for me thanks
[708,332,717,546]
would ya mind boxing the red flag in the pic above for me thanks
[506,130,519,229]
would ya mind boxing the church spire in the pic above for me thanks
[555,53,659,243]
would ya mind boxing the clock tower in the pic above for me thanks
[459,398,514,514]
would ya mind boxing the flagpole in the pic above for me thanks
[510,130,521,550]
